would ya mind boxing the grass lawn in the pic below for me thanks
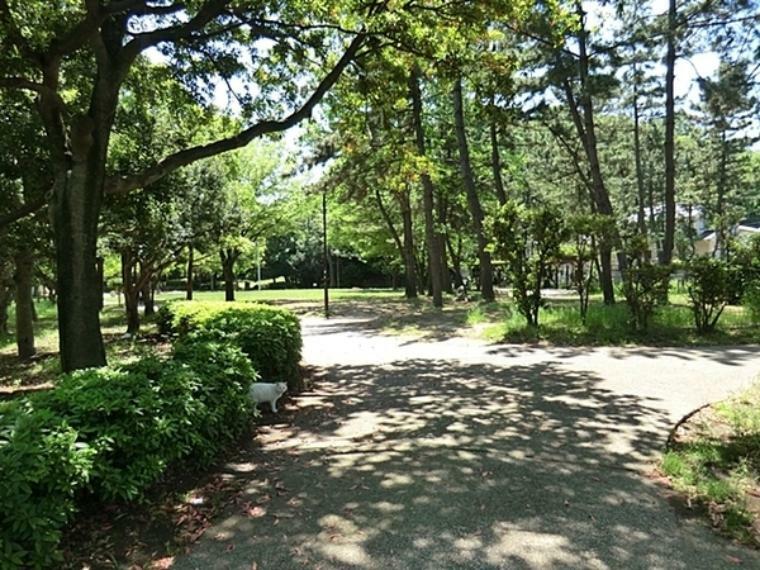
[0,300,162,393]
[662,382,760,545]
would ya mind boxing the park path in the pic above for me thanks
[175,316,760,569]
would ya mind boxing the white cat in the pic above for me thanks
[248,382,288,413]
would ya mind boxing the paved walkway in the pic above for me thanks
[176,317,760,569]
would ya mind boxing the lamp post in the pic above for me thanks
[322,188,329,317]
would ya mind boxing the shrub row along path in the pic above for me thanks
[175,315,760,569]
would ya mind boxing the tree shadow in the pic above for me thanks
[174,359,758,570]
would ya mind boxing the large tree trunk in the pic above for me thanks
[53,163,107,370]
[121,250,141,335]
[409,67,443,308]
[186,244,194,301]
[452,76,495,302]
[662,0,677,264]
[221,249,237,302]
[14,248,36,359]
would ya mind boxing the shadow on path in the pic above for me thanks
[175,356,756,569]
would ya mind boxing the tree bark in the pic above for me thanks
[399,190,419,299]
[14,248,36,359]
[141,278,154,316]
[221,249,237,302]
[436,193,453,293]
[54,166,107,369]
[0,270,11,335]
[186,244,194,301]
[409,67,443,308]
[121,250,140,335]
[561,2,618,304]
[662,0,677,264]
[452,76,495,302]
[632,62,647,238]
[713,131,729,258]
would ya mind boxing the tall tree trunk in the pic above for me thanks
[186,244,194,301]
[633,63,647,237]
[400,190,419,299]
[374,186,417,298]
[141,277,154,316]
[452,76,495,302]
[221,249,236,302]
[490,95,508,206]
[14,248,36,359]
[121,250,140,335]
[713,131,729,259]
[446,233,464,287]
[436,193,452,293]
[0,270,11,335]
[562,2,618,304]
[662,0,677,264]
[409,67,443,308]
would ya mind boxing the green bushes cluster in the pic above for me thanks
[686,257,732,333]
[0,336,257,569]
[158,301,303,390]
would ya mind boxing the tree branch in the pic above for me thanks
[0,195,47,229]
[106,31,367,195]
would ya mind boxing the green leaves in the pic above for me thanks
[490,200,566,326]
[159,301,303,391]
[0,336,259,568]
[686,257,731,333]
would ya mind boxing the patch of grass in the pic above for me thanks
[662,383,760,545]
[0,301,163,393]
[486,298,759,346]
[156,287,400,304]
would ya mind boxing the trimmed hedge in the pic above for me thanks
[0,337,256,569]
[158,301,303,391]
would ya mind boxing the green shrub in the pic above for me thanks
[687,257,731,333]
[622,236,671,333]
[0,338,256,569]
[490,201,566,327]
[727,234,760,304]
[0,402,96,569]
[743,280,760,325]
[159,301,303,390]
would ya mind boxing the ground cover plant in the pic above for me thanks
[662,381,760,545]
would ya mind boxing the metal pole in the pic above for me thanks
[323,188,329,317]
[256,241,261,291]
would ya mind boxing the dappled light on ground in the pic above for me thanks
[174,317,760,570]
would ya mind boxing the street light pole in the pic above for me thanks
[256,241,261,291]
[322,188,329,318]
